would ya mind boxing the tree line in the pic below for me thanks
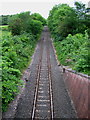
[47,2,90,75]
[2,11,46,112]
[48,1,90,40]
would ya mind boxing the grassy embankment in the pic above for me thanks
[1,25,38,111]
[54,33,89,75]
[48,2,90,76]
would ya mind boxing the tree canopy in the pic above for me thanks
[48,2,90,40]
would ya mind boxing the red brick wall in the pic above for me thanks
[63,70,89,118]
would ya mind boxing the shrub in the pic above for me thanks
[9,18,23,35]
[8,12,45,36]
[54,33,89,75]
[2,33,37,111]
[2,11,45,112]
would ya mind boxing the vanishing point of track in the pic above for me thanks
[31,27,54,119]
[3,26,77,119]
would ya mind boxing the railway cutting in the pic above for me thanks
[3,26,77,119]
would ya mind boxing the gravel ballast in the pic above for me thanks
[2,27,77,119]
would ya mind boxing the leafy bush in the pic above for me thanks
[48,2,89,75]
[0,15,9,25]
[8,18,23,35]
[29,20,43,38]
[54,33,89,75]
[31,13,46,26]
[48,4,77,40]
[48,2,90,40]
[1,11,46,112]
[2,32,37,111]
[8,12,46,36]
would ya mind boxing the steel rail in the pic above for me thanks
[47,38,54,119]
[31,29,54,119]
[31,39,43,120]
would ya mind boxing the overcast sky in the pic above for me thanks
[0,0,89,18]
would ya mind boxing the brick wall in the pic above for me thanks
[63,69,89,118]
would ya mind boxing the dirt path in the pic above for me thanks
[3,27,77,119]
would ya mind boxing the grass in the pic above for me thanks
[0,25,11,38]
[0,25,8,28]
[0,25,8,31]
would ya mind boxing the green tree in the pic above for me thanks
[74,1,90,34]
[8,11,44,36]
[0,15,9,25]
[9,18,23,35]
[18,11,31,31]
[48,2,90,40]
[25,19,43,38]
[31,13,46,26]
[48,4,77,39]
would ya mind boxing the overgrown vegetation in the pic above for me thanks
[8,11,46,37]
[1,11,46,111]
[1,1,90,112]
[48,1,90,75]
[54,33,89,75]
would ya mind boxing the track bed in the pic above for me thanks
[3,27,77,119]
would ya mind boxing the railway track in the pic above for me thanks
[31,27,54,119]
[3,26,77,119]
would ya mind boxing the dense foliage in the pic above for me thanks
[1,11,46,111]
[2,33,37,111]
[0,15,13,25]
[48,2,90,40]
[54,33,89,75]
[48,2,90,75]
[8,12,46,37]
[31,13,46,26]
[0,15,8,25]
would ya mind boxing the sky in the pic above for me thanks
[0,0,89,18]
